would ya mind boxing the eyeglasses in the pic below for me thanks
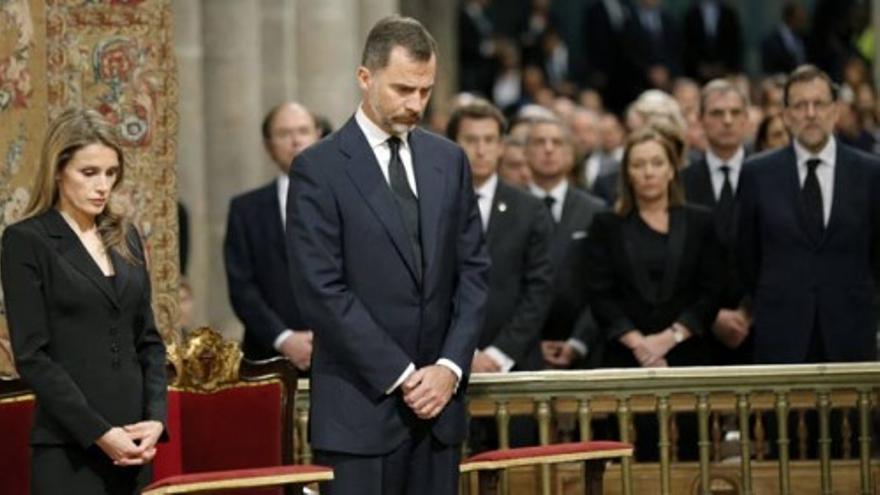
[788,100,834,114]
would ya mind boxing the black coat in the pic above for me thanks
[737,142,880,363]
[586,206,724,367]
[224,181,306,360]
[287,118,490,455]
[541,187,606,352]
[482,180,554,371]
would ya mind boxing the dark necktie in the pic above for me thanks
[715,165,735,243]
[543,195,557,223]
[387,136,422,280]
[802,158,824,239]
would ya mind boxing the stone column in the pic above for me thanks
[201,0,268,340]
[401,0,457,117]
[261,0,298,111]
[359,0,399,46]
[295,0,361,128]
[171,0,210,330]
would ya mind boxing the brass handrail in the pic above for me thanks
[295,363,880,495]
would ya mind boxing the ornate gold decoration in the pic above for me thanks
[167,326,241,391]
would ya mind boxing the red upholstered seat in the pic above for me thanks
[142,464,333,494]
[0,390,35,495]
[461,440,633,471]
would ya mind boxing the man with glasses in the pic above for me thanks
[738,65,880,365]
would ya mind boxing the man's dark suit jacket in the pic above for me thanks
[540,186,606,366]
[738,143,880,363]
[585,206,724,368]
[224,182,306,360]
[682,157,753,364]
[1,209,167,448]
[682,2,743,81]
[287,118,490,456]
[761,27,806,75]
[481,180,553,371]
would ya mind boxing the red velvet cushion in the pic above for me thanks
[152,389,183,479]
[463,440,633,464]
[0,395,35,495]
[143,465,332,494]
[178,381,283,473]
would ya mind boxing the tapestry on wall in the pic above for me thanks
[0,0,179,376]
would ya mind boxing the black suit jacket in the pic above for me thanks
[761,28,806,75]
[481,180,554,371]
[1,209,167,448]
[224,181,306,359]
[682,2,743,81]
[287,118,490,455]
[738,143,880,363]
[541,187,606,357]
[682,157,753,364]
[585,206,724,367]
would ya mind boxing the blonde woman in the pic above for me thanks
[585,128,723,460]
[1,108,166,494]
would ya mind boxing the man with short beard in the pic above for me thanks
[286,16,489,494]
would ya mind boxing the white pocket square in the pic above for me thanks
[572,230,588,240]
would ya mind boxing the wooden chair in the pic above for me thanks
[142,326,332,494]
[0,375,34,495]
[459,440,633,495]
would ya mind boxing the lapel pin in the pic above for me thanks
[498,202,507,213]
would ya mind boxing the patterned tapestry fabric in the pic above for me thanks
[0,0,179,375]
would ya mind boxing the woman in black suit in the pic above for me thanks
[586,127,723,460]
[1,108,167,494]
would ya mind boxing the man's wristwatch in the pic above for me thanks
[671,323,686,344]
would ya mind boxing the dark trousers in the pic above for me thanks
[31,445,151,495]
[315,430,460,495]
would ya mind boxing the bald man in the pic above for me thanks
[224,102,321,365]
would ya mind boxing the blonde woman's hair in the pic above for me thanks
[615,127,686,216]
[23,108,138,264]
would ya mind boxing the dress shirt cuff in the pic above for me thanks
[484,346,515,372]
[436,358,462,393]
[272,329,294,351]
[566,338,588,357]
[386,363,415,395]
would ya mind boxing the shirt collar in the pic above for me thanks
[529,179,568,204]
[793,135,836,168]
[475,173,498,200]
[705,147,745,172]
[355,104,409,152]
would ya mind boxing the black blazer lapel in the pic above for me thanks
[685,160,716,208]
[44,210,119,308]
[621,213,659,304]
[410,129,444,278]
[659,207,686,301]
[339,118,421,283]
[822,144,855,245]
[486,181,512,244]
[262,184,287,259]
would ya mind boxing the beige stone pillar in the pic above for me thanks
[295,0,362,127]
[200,0,269,340]
[172,0,210,331]
[261,0,298,111]
[359,0,399,46]
[400,0,457,119]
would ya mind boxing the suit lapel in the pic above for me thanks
[339,118,420,283]
[691,160,717,207]
[659,207,686,301]
[262,184,287,259]
[486,181,511,244]
[821,145,852,244]
[44,210,119,308]
[410,129,444,277]
[552,189,581,264]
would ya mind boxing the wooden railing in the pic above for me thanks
[295,363,880,494]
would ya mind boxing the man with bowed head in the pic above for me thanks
[286,16,489,494]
